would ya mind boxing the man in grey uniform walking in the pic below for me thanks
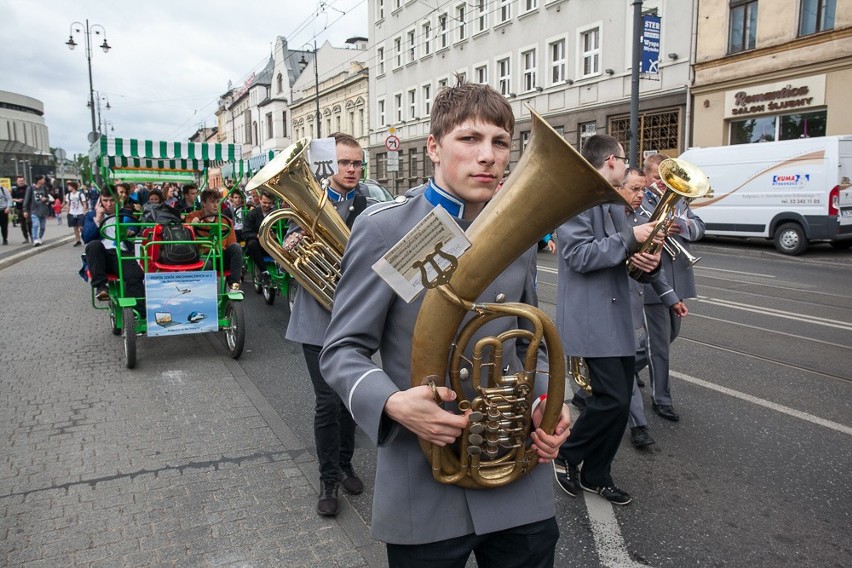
[321,82,570,567]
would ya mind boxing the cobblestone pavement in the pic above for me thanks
[0,236,377,567]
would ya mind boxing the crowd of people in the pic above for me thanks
[22,79,705,568]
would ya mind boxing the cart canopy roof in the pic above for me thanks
[89,137,242,171]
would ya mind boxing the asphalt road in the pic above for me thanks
[234,239,852,568]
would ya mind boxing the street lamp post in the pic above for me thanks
[66,19,111,144]
[299,42,322,138]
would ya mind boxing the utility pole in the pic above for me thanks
[629,0,643,167]
[313,41,321,138]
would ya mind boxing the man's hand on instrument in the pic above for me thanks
[385,385,469,446]
[283,232,303,252]
[629,251,660,273]
[530,402,570,463]
[632,222,665,245]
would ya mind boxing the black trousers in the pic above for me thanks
[558,356,633,487]
[302,343,356,483]
[0,209,8,241]
[387,517,559,568]
[85,241,146,299]
[17,207,30,240]
[245,238,269,272]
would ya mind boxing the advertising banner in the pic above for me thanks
[145,271,219,337]
[641,15,661,74]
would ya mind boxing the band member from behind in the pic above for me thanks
[320,82,570,566]
[640,154,704,422]
[284,132,376,517]
[552,136,662,506]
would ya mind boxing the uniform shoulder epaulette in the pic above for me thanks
[367,195,408,216]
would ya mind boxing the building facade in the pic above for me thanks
[367,0,695,194]
[0,90,53,184]
[289,38,370,149]
[691,0,852,147]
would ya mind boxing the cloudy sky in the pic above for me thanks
[1,0,368,157]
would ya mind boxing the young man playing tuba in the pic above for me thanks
[320,82,570,567]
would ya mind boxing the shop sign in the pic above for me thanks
[724,75,825,119]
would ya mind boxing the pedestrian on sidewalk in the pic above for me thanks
[0,184,12,245]
[65,181,87,247]
[12,176,31,243]
[23,175,51,247]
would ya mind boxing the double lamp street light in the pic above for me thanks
[65,19,111,144]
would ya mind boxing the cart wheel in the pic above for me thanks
[288,280,298,312]
[225,301,245,359]
[263,282,276,305]
[123,307,137,369]
[110,303,121,336]
[252,265,263,294]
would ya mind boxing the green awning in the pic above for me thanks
[111,168,197,183]
[89,137,242,171]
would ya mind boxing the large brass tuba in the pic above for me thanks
[627,158,710,279]
[410,107,628,489]
[247,139,350,311]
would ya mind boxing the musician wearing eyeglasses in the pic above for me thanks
[640,154,705,423]
[552,136,664,506]
[284,133,376,518]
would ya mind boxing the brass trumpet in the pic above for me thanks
[627,158,710,279]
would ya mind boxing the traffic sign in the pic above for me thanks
[385,135,401,152]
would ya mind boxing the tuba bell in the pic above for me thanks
[627,158,710,280]
[246,139,350,311]
[410,106,628,489]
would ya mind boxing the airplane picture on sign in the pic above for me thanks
[385,135,401,151]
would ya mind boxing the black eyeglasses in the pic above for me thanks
[338,159,364,169]
[611,155,629,165]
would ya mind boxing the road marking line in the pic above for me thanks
[696,296,852,331]
[697,274,848,299]
[538,265,557,274]
[694,266,776,278]
[585,492,649,568]
[672,371,852,436]
[690,313,852,351]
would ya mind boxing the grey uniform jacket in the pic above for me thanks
[320,192,555,545]
[555,203,658,358]
[641,190,705,304]
[285,185,376,346]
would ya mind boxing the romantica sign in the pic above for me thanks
[724,75,825,119]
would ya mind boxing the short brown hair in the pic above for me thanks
[330,132,361,149]
[429,79,514,142]
[67,181,79,190]
[200,188,220,203]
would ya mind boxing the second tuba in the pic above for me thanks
[410,106,628,489]
[247,139,350,311]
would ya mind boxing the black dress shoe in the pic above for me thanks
[652,402,680,422]
[630,426,655,448]
[634,372,645,388]
[340,466,364,495]
[317,480,339,517]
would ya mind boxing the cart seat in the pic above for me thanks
[145,224,206,272]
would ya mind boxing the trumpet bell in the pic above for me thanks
[658,158,711,199]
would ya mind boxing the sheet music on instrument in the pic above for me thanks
[308,138,338,181]
[372,206,471,303]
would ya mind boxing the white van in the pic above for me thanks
[680,136,852,255]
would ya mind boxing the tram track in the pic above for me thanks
[679,334,852,384]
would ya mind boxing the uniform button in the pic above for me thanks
[611,298,617,302]
[639,291,643,296]
[495,293,506,303]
